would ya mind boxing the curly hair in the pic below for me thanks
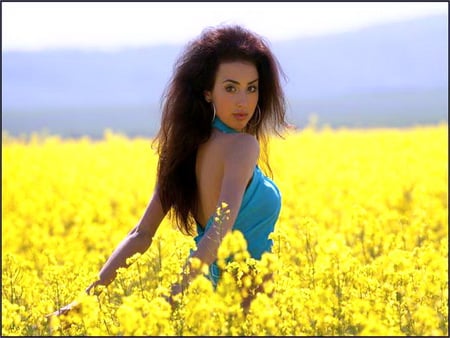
[153,24,288,235]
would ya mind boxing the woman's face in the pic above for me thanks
[204,60,259,132]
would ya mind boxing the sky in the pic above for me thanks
[2,2,448,51]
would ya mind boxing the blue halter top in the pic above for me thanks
[193,117,282,285]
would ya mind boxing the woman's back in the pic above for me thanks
[195,127,257,228]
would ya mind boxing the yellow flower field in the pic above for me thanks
[2,123,448,336]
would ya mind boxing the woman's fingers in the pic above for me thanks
[45,300,79,318]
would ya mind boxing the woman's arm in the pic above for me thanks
[86,187,167,293]
[173,134,260,292]
[47,187,167,317]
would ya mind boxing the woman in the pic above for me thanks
[51,24,288,315]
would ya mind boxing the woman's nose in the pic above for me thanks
[236,92,248,107]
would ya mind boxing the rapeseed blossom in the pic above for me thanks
[2,124,448,335]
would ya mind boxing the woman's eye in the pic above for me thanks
[248,85,258,93]
[225,86,236,93]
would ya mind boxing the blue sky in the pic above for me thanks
[2,2,448,51]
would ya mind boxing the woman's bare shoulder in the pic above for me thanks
[220,132,260,166]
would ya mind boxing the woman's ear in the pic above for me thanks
[204,90,212,103]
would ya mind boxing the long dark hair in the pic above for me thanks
[153,24,288,235]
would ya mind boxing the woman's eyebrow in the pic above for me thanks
[222,78,259,85]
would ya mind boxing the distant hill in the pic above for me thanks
[2,14,448,138]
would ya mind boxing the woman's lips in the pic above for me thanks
[232,113,248,121]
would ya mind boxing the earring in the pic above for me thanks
[211,103,216,122]
[249,105,261,127]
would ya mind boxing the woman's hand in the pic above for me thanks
[162,282,184,308]
[85,280,102,295]
[45,300,80,318]
[45,280,102,318]
[170,282,184,298]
